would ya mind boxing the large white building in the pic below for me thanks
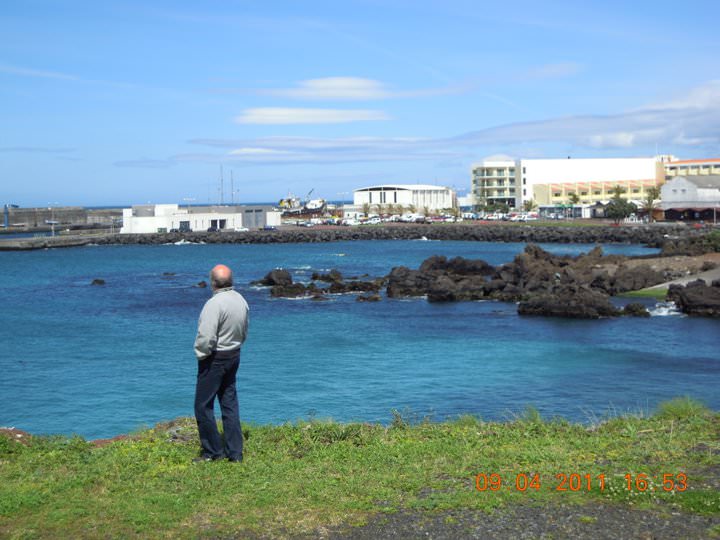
[471,157,665,209]
[120,204,281,234]
[353,184,455,213]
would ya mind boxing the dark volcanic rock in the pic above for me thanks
[386,266,426,298]
[254,269,293,287]
[388,256,494,299]
[356,294,381,302]
[518,285,619,319]
[312,269,343,283]
[667,280,720,317]
[427,275,459,302]
[328,280,381,294]
[610,264,665,294]
[270,283,308,298]
[91,278,106,286]
[621,302,651,317]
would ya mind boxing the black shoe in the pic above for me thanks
[228,457,243,463]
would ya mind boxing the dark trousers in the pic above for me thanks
[194,352,243,460]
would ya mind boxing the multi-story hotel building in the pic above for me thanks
[664,158,720,180]
[471,157,667,209]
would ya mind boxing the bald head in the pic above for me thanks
[210,264,233,290]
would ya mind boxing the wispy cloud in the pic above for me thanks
[179,135,464,165]
[114,158,175,168]
[454,80,720,149]
[0,146,75,153]
[234,107,390,125]
[0,63,78,81]
[122,80,720,168]
[256,77,467,101]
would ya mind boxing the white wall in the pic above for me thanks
[661,177,720,208]
[120,206,247,233]
[353,185,454,212]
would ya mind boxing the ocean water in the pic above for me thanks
[1,239,718,440]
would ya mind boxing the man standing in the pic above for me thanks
[193,264,249,462]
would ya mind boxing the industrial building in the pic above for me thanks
[120,204,281,234]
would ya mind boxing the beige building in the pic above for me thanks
[665,158,720,180]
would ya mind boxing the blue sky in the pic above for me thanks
[1,0,719,207]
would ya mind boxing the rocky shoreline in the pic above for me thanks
[0,222,710,251]
[255,243,720,318]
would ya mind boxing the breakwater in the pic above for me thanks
[0,223,698,251]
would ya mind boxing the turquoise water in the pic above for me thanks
[1,240,718,439]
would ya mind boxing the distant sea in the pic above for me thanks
[1,239,718,440]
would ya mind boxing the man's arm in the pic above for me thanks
[194,301,218,360]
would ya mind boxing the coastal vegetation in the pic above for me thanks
[605,185,638,224]
[1,399,718,538]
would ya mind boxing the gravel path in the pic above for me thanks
[636,253,720,292]
[328,504,720,539]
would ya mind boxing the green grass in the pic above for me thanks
[618,288,668,300]
[1,399,718,539]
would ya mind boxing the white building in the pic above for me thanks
[353,184,455,213]
[661,175,720,221]
[471,157,664,209]
[120,204,281,234]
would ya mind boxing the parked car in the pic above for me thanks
[207,226,219,232]
[233,226,249,232]
[263,225,277,231]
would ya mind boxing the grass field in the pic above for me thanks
[618,288,669,300]
[1,398,718,539]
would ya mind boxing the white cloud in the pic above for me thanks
[455,80,720,150]
[267,77,389,100]
[228,147,291,155]
[260,77,467,100]
[148,80,720,168]
[234,107,390,125]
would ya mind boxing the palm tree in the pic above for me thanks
[408,204,416,214]
[639,186,661,222]
[523,199,538,212]
[362,202,370,217]
[423,205,430,216]
[610,184,627,198]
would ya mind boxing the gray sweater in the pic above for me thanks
[194,287,249,360]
